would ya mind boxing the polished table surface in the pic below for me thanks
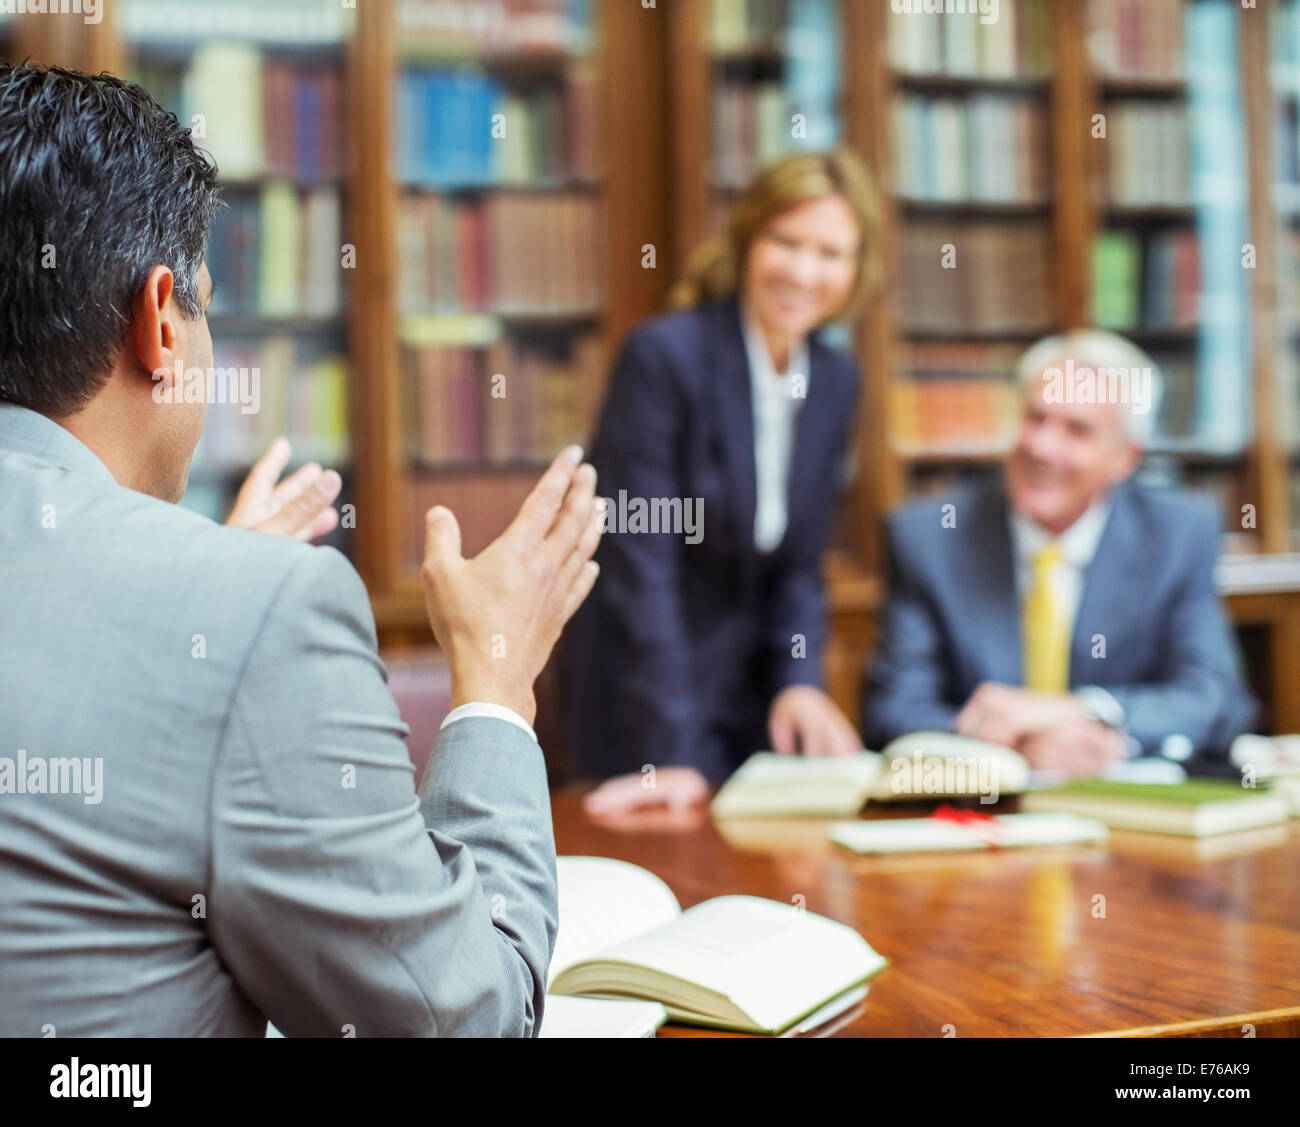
[551,787,1300,1037]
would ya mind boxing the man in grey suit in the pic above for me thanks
[863,330,1254,775]
[0,64,602,1036]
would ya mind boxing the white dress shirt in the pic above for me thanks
[440,702,537,741]
[1007,495,1133,741]
[739,298,810,553]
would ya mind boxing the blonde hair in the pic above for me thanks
[668,147,881,322]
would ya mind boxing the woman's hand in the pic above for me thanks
[768,686,863,757]
[582,766,711,815]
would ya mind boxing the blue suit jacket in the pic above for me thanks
[562,296,859,783]
[862,480,1256,757]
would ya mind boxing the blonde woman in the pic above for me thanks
[564,149,880,813]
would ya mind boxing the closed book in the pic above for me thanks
[830,811,1108,854]
[1020,778,1292,837]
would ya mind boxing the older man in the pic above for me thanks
[863,330,1254,776]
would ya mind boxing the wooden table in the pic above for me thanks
[552,788,1300,1037]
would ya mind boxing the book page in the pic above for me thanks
[548,857,681,986]
[591,896,886,1032]
[538,995,668,1039]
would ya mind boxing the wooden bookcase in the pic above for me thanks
[7,0,1298,735]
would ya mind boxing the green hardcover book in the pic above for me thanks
[1020,778,1290,837]
[1092,231,1140,330]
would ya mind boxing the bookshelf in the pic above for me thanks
[92,2,357,561]
[669,0,1300,730]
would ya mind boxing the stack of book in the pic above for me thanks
[205,185,343,319]
[1105,103,1190,206]
[1086,0,1186,78]
[121,0,354,44]
[146,43,347,183]
[397,192,602,313]
[893,93,1048,203]
[406,332,602,467]
[397,67,601,187]
[887,0,1053,77]
[397,0,594,56]
[1091,228,1199,331]
[192,336,349,473]
[895,220,1053,334]
[708,0,841,188]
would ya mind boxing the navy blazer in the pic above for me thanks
[562,296,859,783]
[863,480,1256,758]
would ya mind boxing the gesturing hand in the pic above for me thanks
[225,437,342,541]
[421,445,604,725]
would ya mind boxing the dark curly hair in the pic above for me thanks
[0,62,224,417]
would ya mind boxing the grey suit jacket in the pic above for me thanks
[0,404,557,1036]
[863,480,1256,758]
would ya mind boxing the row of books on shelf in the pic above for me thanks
[890,338,1207,455]
[139,44,345,184]
[887,0,1052,79]
[892,94,1048,204]
[1273,101,1300,196]
[396,67,601,187]
[397,0,594,56]
[408,471,537,564]
[894,220,1053,333]
[1086,0,1186,80]
[890,377,1019,453]
[1092,228,1199,332]
[205,184,343,319]
[397,192,603,313]
[1104,103,1190,207]
[120,0,355,44]
[405,333,602,466]
[191,337,349,473]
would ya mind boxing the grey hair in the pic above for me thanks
[1015,330,1165,445]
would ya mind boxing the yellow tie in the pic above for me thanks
[1023,541,1069,693]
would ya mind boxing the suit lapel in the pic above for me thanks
[1070,484,1139,684]
[784,343,837,543]
[964,487,1023,685]
[709,298,757,552]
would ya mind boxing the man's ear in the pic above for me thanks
[1112,438,1143,483]
[128,265,179,395]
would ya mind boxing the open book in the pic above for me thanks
[711,731,1030,818]
[547,857,887,1034]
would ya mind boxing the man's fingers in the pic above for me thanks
[295,505,340,542]
[561,560,600,622]
[423,505,464,569]
[270,460,324,507]
[545,462,597,557]
[509,444,583,544]
[554,504,604,603]
[258,470,341,536]
[238,436,292,501]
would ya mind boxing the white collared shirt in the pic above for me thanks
[1008,495,1129,735]
[739,298,810,553]
[1008,495,1112,628]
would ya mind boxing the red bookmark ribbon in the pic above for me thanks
[931,803,1004,849]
